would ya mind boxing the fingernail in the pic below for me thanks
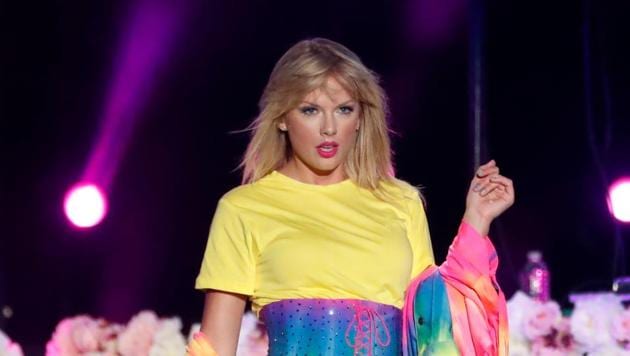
[473,184,481,192]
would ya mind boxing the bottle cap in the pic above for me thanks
[527,250,542,262]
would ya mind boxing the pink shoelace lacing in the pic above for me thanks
[344,302,391,356]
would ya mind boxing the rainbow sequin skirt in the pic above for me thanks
[260,298,402,355]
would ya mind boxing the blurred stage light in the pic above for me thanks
[82,1,182,191]
[2,305,12,319]
[67,2,181,232]
[608,178,630,223]
[64,183,108,228]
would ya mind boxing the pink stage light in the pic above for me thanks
[68,3,182,232]
[82,1,182,190]
[608,178,630,223]
[64,183,108,228]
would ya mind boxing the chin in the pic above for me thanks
[308,162,343,175]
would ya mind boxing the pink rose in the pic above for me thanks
[523,301,562,341]
[46,316,92,356]
[527,317,578,355]
[0,329,24,356]
[71,317,104,352]
[45,315,121,356]
[551,317,575,351]
[236,312,268,356]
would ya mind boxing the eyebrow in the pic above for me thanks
[299,100,357,108]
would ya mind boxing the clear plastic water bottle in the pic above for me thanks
[519,250,550,302]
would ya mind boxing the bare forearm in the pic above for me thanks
[200,291,247,355]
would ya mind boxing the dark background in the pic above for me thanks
[2,0,629,351]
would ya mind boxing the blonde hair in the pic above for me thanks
[239,38,413,198]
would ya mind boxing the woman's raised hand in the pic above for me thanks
[463,160,515,236]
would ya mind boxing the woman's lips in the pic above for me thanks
[316,141,339,158]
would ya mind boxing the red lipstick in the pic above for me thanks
[316,141,339,158]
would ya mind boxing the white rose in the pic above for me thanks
[508,337,530,356]
[188,323,201,343]
[522,300,562,341]
[508,291,537,342]
[148,317,187,356]
[586,345,630,356]
[570,293,624,353]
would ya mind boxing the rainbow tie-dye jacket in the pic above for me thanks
[402,222,509,356]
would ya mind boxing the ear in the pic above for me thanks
[278,122,288,132]
[355,120,360,132]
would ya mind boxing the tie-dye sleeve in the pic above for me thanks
[403,221,509,356]
[440,222,502,306]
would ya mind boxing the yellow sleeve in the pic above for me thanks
[195,198,256,295]
[407,191,435,277]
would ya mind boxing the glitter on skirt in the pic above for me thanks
[260,298,402,355]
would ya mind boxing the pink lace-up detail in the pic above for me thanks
[344,301,391,355]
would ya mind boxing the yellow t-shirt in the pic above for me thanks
[195,171,434,315]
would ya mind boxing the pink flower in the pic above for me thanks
[46,316,102,356]
[612,308,630,349]
[550,317,575,351]
[523,301,562,341]
[118,310,159,356]
[236,313,268,356]
[46,318,82,356]
[0,329,24,356]
[525,317,578,355]
[72,317,105,352]
[45,316,121,356]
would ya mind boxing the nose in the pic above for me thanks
[321,113,337,136]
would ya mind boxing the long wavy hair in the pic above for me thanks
[239,38,412,198]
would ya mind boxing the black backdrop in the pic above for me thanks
[2,0,630,351]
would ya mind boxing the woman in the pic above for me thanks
[189,38,514,355]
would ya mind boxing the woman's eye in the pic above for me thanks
[338,106,355,115]
[299,106,318,116]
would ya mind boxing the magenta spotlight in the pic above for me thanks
[64,183,108,228]
[608,178,630,223]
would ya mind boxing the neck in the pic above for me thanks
[278,159,346,185]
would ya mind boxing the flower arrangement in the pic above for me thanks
[30,296,630,355]
[45,310,267,356]
[508,291,630,355]
[0,329,23,356]
[45,310,186,356]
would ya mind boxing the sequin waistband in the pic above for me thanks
[260,298,402,356]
